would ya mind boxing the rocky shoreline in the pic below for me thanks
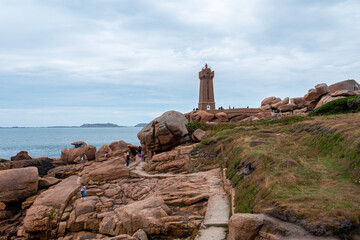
[0,109,358,239]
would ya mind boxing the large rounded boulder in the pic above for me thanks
[261,96,281,106]
[304,83,329,101]
[0,167,39,203]
[96,140,133,161]
[61,141,96,164]
[329,79,359,93]
[185,110,215,123]
[137,111,189,152]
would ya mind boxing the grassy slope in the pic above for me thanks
[190,113,360,234]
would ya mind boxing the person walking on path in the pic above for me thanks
[80,184,86,200]
[124,152,130,168]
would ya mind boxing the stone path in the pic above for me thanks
[132,161,229,240]
[196,168,229,240]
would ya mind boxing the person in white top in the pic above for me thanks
[80,184,86,200]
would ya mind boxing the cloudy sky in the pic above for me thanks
[0,0,359,127]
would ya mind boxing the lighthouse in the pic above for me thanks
[198,64,215,110]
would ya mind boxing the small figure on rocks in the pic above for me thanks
[136,146,142,161]
[141,149,145,161]
[355,83,359,91]
[80,183,86,200]
[124,151,130,168]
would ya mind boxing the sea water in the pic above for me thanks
[0,127,141,160]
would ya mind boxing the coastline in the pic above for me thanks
[0,127,141,160]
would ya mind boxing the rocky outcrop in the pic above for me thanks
[97,196,201,237]
[0,167,39,203]
[23,175,81,234]
[261,96,281,106]
[96,144,112,162]
[99,196,170,236]
[185,110,215,123]
[80,158,131,183]
[11,151,32,161]
[145,145,194,174]
[228,214,263,240]
[228,213,339,240]
[137,111,189,153]
[260,97,289,111]
[279,104,297,112]
[304,83,329,101]
[39,176,61,188]
[46,164,84,179]
[61,141,96,164]
[0,135,219,239]
[0,157,65,177]
[331,90,355,97]
[109,140,131,156]
[271,97,289,110]
[329,79,359,93]
[96,141,132,162]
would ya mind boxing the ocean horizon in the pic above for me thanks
[0,127,142,160]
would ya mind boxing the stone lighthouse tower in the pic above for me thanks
[198,64,215,110]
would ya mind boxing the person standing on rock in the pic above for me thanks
[124,152,130,168]
[80,184,86,200]
[141,149,145,161]
[136,146,142,161]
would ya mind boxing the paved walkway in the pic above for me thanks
[196,169,229,240]
[132,161,229,240]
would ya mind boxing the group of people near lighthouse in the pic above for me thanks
[81,145,145,200]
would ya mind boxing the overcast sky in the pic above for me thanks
[0,0,359,127]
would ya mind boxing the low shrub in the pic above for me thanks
[309,96,360,116]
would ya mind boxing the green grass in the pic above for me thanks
[197,113,360,232]
[50,207,58,220]
[234,182,259,213]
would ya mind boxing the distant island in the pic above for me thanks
[134,123,148,127]
[47,123,126,128]
[80,123,125,128]
[1,123,147,128]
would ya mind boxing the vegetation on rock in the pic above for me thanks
[310,95,360,116]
